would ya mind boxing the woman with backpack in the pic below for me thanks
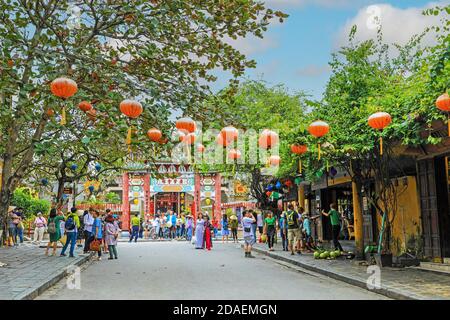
[60,207,80,257]
[45,208,65,256]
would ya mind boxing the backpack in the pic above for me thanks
[47,219,57,234]
[65,215,76,231]
[286,210,297,227]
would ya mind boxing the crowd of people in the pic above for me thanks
[5,202,349,261]
[6,206,121,261]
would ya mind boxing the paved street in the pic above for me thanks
[37,242,386,300]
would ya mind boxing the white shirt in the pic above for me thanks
[257,213,264,227]
[83,213,94,232]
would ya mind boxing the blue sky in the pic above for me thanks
[213,0,449,100]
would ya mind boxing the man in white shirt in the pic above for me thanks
[83,208,95,253]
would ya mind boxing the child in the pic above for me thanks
[302,212,316,252]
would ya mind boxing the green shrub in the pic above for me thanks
[11,188,51,219]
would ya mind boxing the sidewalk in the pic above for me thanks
[252,243,450,300]
[0,243,91,300]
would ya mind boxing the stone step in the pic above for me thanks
[414,262,450,275]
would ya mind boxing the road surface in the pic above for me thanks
[37,241,386,300]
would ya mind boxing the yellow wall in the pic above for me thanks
[377,176,422,256]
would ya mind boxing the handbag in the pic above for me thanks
[90,239,101,252]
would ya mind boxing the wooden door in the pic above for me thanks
[417,159,441,259]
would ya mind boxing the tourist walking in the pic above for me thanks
[170,211,177,239]
[204,215,213,251]
[242,210,256,258]
[264,211,277,251]
[257,211,264,243]
[180,214,186,239]
[86,210,103,260]
[105,215,119,260]
[45,208,65,256]
[229,214,239,243]
[7,209,17,246]
[158,214,165,240]
[185,215,193,241]
[129,213,140,243]
[83,209,95,254]
[60,207,81,257]
[250,209,258,243]
[221,214,229,243]
[279,210,288,251]
[33,212,47,245]
[194,213,205,249]
[176,214,182,239]
[322,203,344,251]
[14,207,24,244]
[286,204,301,256]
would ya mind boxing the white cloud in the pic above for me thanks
[296,65,331,77]
[264,0,361,9]
[224,35,279,55]
[335,2,448,50]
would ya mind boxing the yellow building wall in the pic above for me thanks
[377,176,423,256]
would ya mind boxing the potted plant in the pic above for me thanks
[374,250,393,267]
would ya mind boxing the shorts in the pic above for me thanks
[288,228,300,243]
[244,235,255,246]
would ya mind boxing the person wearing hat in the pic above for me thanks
[33,212,47,245]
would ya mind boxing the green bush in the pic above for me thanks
[11,188,51,219]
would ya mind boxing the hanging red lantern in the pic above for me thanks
[290,144,308,155]
[120,100,142,149]
[78,101,92,112]
[285,180,293,188]
[268,155,281,166]
[120,99,143,118]
[197,144,205,153]
[50,77,78,126]
[147,128,162,142]
[308,121,329,160]
[368,112,392,155]
[258,129,279,149]
[266,191,272,197]
[436,93,450,136]
[50,77,78,99]
[228,149,241,160]
[176,117,196,133]
[220,126,239,143]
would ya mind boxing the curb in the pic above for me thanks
[250,246,416,300]
[15,253,93,300]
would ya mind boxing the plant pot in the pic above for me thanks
[374,253,392,267]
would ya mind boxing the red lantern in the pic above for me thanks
[436,93,450,112]
[197,144,205,153]
[368,112,392,155]
[368,112,392,130]
[258,129,279,149]
[147,128,162,142]
[78,101,92,112]
[285,180,293,188]
[120,100,143,118]
[308,121,329,138]
[50,77,78,99]
[290,144,308,155]
[308,121,329,160]
[268,155,281,166]
[266,191,272,197]
[436,93,450,136]
[220,126,239,142]
[228,149,241,160]
[176,117,196,133]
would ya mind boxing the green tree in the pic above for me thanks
[0,0,286,229]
